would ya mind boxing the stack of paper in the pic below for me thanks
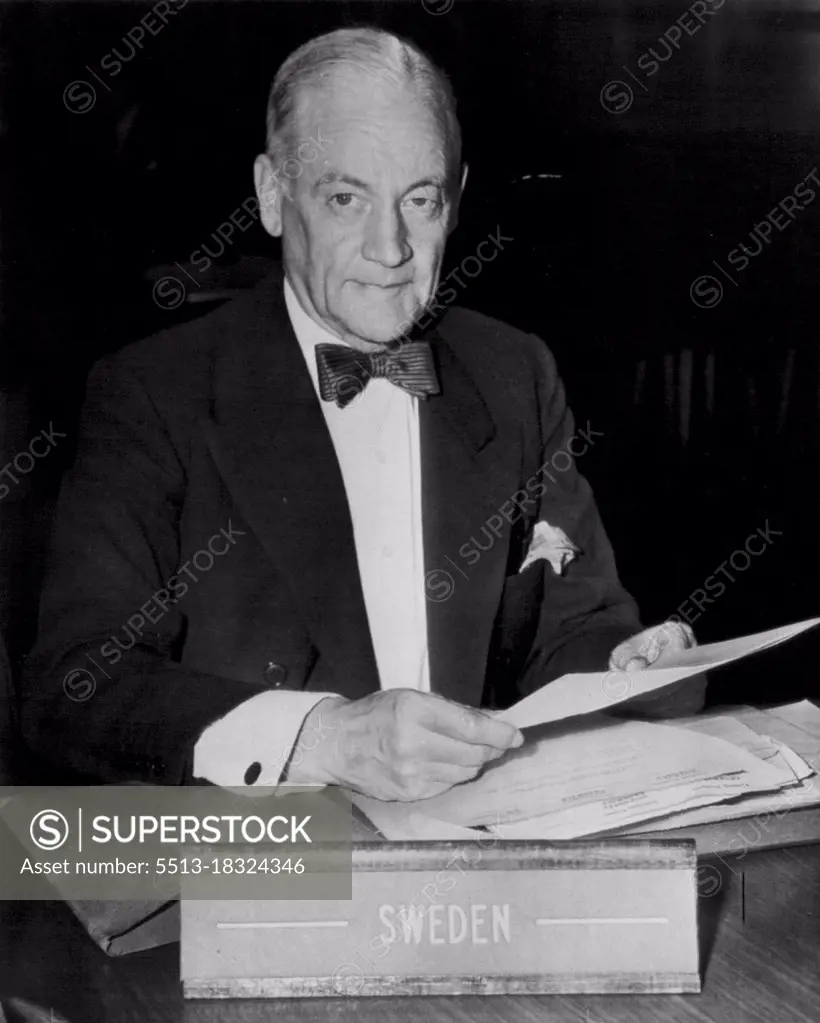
[465,714,814,841]
[608,703,820,837]
[352,619,820,842]
[355,713,814,840]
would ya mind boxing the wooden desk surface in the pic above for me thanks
[2,842,819,1023]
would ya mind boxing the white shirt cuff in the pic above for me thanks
[193,690,337,787]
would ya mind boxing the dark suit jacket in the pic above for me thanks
[21,270,641,783]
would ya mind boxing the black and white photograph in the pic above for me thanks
[0,0,819,1019]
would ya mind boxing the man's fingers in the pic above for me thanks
[420,699,524,751]
[412,732,507,769]
[405,761,485,797]
[623,656,648,672]
[610,644,645,670]
[653,621,695,651]
[611,622,697,669]
[424,760,485,785]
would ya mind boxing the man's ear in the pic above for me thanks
[448,162,469,235]
[254,153,284,238]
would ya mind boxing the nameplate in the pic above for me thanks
[181,840,700,998]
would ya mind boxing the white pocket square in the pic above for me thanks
[519,520,580,576]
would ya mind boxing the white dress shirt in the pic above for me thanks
[193,278,430,785]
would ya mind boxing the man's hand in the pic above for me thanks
[285,689,524,801]
[608,622,707,718]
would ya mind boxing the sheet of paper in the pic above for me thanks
[765,698,820,732]
[349,796,487,842]
[741,700,820,767]
[497,618,820,730]
[677,714,812,779]
[407,717,795,828]
[488,776,797,840]
[767,739,815,781]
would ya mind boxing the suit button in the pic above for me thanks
[262,662,288,687]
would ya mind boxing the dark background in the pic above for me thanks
[1,0,819,709]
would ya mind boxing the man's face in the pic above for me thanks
[256,71,462,350]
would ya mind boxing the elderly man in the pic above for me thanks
[22,27,704,799]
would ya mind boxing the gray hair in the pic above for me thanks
[265,27,462,181]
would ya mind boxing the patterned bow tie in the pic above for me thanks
[315,341,440,408]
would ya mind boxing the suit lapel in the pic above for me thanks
[203,276,380,698]
[421,333,520,706]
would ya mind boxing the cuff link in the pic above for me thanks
[262,661,288,687]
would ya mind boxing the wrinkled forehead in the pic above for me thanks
[292,67,454,186]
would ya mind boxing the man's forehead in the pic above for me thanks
[294,72,450,176]
[297,62,434,119]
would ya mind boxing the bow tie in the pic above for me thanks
[315,341,440,408]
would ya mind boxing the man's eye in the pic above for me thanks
[329,193,356,208]
[404,195,442,215]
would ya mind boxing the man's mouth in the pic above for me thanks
[356,281,411,291]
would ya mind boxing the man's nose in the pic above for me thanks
[362,206,412,268]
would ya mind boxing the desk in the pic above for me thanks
[2,842,819,1023]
